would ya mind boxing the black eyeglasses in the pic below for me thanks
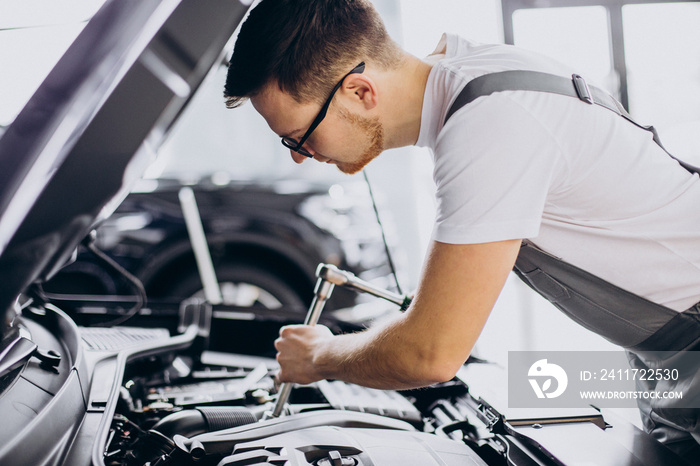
[281,62,366,158]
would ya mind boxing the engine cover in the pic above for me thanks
[218,426,488,466]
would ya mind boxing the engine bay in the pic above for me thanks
[87,267,510,466]
[99,325,503,466]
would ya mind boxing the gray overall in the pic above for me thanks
[445,71,700,459]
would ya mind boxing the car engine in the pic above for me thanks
[100,336,493,466]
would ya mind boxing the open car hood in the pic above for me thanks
[0,0,250,330]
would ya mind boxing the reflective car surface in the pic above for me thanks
[0,1,691,465]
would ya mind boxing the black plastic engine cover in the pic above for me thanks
[218,426,487,466]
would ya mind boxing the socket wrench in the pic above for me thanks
[266,263,412,419]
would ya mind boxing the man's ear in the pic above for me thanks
[340,74,378,110]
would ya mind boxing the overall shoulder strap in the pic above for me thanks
[444,70,700,175]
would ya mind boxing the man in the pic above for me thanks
[224,0,700,458]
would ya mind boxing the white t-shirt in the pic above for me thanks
[416,34,700,312]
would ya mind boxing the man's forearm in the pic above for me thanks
[313,312,461,390]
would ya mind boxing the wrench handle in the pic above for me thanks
[269,278,334,418]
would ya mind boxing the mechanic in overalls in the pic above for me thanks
[223,0,700,460]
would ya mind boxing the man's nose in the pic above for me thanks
[290,150,309,164]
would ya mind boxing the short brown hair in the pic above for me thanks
[224,0,401,108]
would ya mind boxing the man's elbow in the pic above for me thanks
[408,352,464,386]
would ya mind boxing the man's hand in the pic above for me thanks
[274,324,335,385]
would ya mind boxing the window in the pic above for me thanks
[503,0,700,120]
[512,6,614,95]
[622,2,700,129]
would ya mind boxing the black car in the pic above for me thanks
[43,175,396,313]
[42,174,399,355]
[0,1,691,465]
